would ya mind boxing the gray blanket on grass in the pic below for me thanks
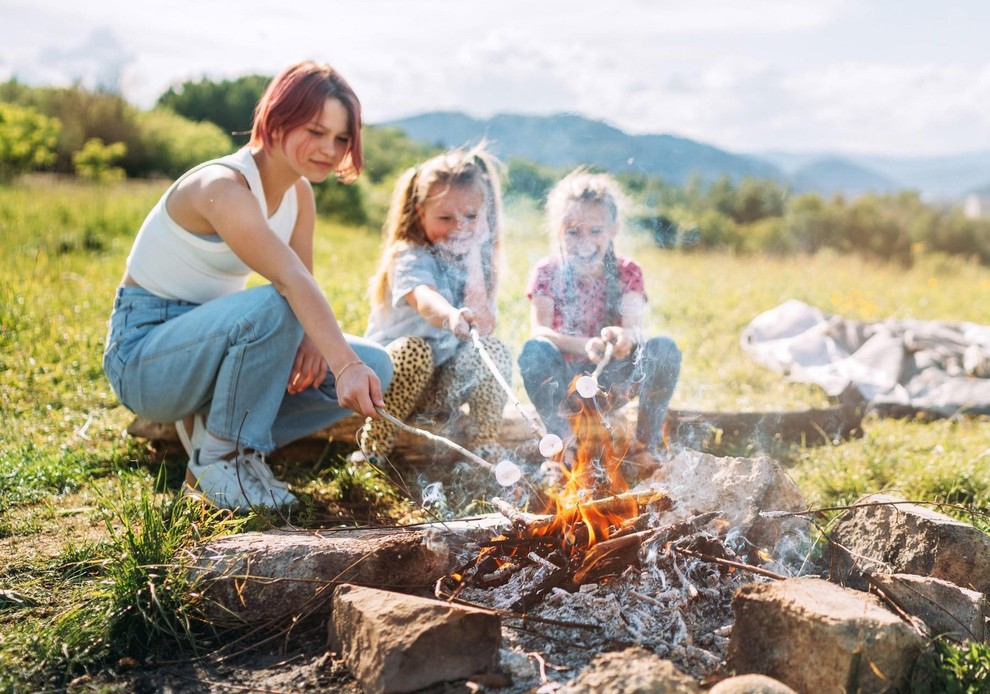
[740,300,990,417]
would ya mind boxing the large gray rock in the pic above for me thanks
[661,449,808,562]
[728,577,925,693]
[561,647,698,693]
[828,493,990,596]
[328,584,501,694]
[187,517,504,624]
[871,573,988,642]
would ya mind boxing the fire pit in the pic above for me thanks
[433,380,783,682]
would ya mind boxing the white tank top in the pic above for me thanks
[126,147,299,304]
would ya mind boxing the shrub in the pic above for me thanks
[313,177,369,226]
[0,102,60,182]
[129,108,233,178]
[72,138,127,183]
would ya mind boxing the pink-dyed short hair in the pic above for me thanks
[250,60,363,182]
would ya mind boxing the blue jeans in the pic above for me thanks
[103,285,393,452]
[518,336,681,448]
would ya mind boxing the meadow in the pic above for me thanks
[2,176,989,689]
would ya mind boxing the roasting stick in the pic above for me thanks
[374,407,521,486]
[469,328,564,458]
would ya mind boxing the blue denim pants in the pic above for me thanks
[518,335,681,448]
[103,285,393,452]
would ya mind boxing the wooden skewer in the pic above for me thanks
[375,407,494,471]
[592,341,615,380]
[470,328,548,441]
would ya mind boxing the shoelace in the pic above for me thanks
[238,449,290,491]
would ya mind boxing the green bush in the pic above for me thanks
[72,138,127,183]
[785,193,843,253]
[740,216,794,255]
[0,102,60,182]
[0,82,138,174]
[130,108,234,178]
[313,177,369,226]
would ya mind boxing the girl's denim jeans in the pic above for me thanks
[103,285,393,452]
[518,335,681,449]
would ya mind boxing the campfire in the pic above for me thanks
[436,378,770,680]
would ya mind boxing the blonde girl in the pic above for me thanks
[518,167,681,463]
[357,144,512,463]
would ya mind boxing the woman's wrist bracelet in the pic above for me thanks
[334,360,364,381]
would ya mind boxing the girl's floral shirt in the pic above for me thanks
[526,255,646,341]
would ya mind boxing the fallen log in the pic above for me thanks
[126,398,865,462]
[667,404,864,448]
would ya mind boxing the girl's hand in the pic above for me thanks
[444,307,474,339]
[601,326,636,359]
[585,336,608,363]
[334,362,385,419]
[287,336,328,394]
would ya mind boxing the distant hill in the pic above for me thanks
[789,158,901,196]
[853,152,990,199]
[760,149,990,200]
[378,111,989,199]
[379,111,783,186]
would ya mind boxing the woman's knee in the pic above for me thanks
[247,285,305,342]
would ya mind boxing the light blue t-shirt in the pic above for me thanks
[365,244,466,366]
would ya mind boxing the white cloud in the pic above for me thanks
[2,0,989,156]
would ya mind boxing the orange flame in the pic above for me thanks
[536,375,637,552]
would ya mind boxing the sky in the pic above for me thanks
[2,0,989,158]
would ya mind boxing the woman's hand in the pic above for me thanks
[287,336,327,394]
[334,362,385,419]
[601,326,636,359]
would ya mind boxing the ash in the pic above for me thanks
[454,535,766,690]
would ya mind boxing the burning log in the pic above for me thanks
[491,490,672,537]
[572,529,652,586]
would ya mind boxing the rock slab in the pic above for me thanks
[871,573,988,642]
[661,449,808,561]
[828,493,990,596]
[728,576,925,693]
[329,583,501,694]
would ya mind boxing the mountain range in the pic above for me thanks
[379,111,990,201]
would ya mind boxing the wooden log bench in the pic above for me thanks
[127,399,864,463]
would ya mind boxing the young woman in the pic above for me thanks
[354,143,513,465]
[103,61,392,512]
[518,168,681,467]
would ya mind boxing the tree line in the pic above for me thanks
[2,75,989,266]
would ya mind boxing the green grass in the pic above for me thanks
[2,176,990,688]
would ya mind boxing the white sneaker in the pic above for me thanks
[175,414,206,457]
[183,449,296,511]
[239,449,297,508]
